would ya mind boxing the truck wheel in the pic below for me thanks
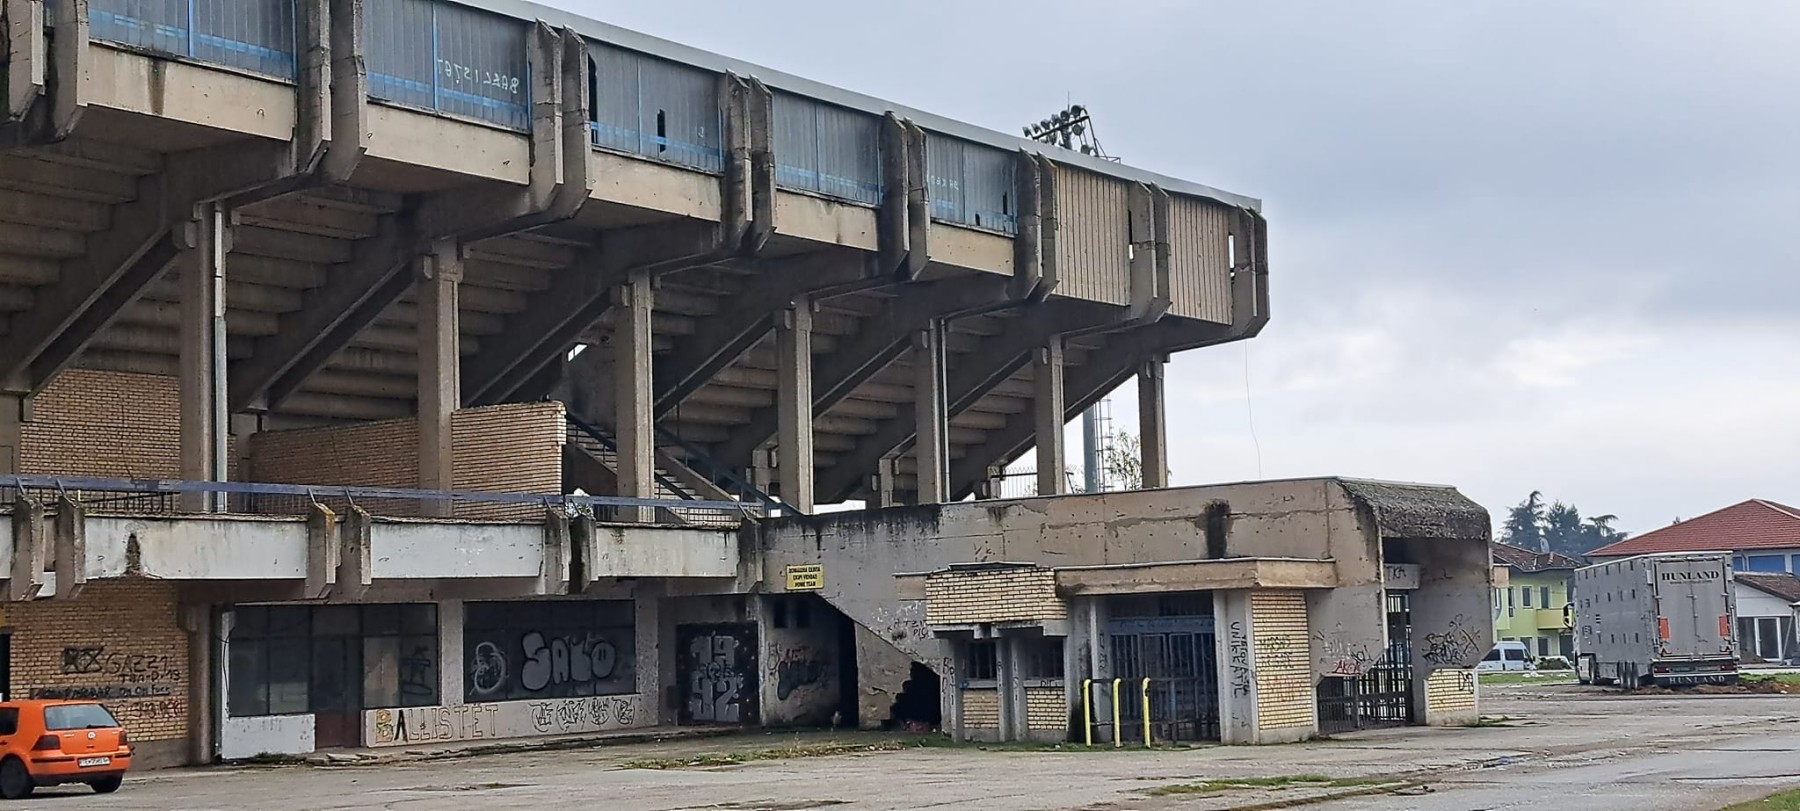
[0,757,34,799]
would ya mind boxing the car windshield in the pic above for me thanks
[43,704,120,731]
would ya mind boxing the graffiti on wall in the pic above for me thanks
[774,645,826,702]
[40,646,185,727]
[1421,614,1483,666]
[463,629,631,701]
[365,694,645,747]
[1312,631,1374,677]
[679,625,755,725]
[1226,621,1253,698]
[520,631,619,692]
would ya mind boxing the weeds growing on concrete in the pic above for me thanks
[1146,775,1395,796]
[1723,787,1800,811]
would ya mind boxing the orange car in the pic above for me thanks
[0,700,131,799]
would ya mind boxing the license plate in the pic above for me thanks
[76,757,110,768]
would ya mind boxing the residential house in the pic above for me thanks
[1490,543,1583,658]
[1735,574,1800,665]
[1588,500,1800,574]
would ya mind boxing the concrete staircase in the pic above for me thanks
[562,414,788,526]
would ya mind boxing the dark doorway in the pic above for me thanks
[884,663,941,732]
[834,610,859,728]
[676,623,758,725]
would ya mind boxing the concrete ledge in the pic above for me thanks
[1055,558,1339,595]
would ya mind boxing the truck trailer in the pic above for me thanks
[1574,552,1738,687]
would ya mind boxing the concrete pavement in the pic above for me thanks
[22,683,1800,810]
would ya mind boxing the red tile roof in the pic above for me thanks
[1490,542,1583,572]
[1588,500,1800,558]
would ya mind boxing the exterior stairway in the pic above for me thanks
[562,414,790,526]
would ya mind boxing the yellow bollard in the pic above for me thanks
[1141,678,1153,747]
[1082,679,1094,746]
[1111,677,1123,748]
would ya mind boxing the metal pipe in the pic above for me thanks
[1141,678,1152,747]
[1111,677,1122,748]
[1082,678,1094,746]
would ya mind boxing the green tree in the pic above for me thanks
[1543,501,1585,557]
[1502,491,1547,551]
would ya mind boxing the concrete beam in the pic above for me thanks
[712,274,1012,471]
[49,0,85,140]
[461,218,724,408]
[652,251,880,418]
[2,142,291,392]
[541,507,570,595]
[53,495,84,599]
[1056,559,1338,595]
[817,299,1095,503]
[322,0,369,181]
[913,325,946,504]
[303,504,339,599]
[614,270,655,519]
[337,506,373,600]
[7,496,41,601]
[3,0,45,124]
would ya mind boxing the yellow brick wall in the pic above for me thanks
[1025,686,1066,731]
[1250,590,1313,730]
[250,402,564,519]
[1426,669,1478,714]
[924,566,1066,626]
[5,580,189,742]
[22,370,180,479]
[962,688,1001,729]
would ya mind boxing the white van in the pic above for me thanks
[1476,641,1534,672]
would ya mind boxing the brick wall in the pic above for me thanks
[1024,686,1065,731]
[962,688,1000,729]
[22,370,180,479]
[1426,668,1478,715]
[249,402,564,520]
[1250,590,1313,730]
[924,566,1066,626]
[5,580,190,757]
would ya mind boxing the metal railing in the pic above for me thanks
[0,475,749,527]
[651,425,792,516]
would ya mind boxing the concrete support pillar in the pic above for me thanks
[438,599,465,706]
[182,605,214,764]
[775,299,815,513]
[179,205,229,512]
[615,270,655,521]
[417,240,462,517]
[872,456,898,508]
[1033,337,1067,496]
[1215,590,1259,745]
[911,326,946,504]
[1137,356,1169,489]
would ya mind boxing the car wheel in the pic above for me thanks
[91,775,123,794]
[0,757,34,800]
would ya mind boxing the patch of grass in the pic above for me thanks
[1743,673,1800,685]
[1147,775,1394,796]
[1722,787,1800,811]
[233,753,308,766]
[621,740,908,769]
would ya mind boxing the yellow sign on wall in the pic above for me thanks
[785,564,824,591]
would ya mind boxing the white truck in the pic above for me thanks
[1574,552,1738,687]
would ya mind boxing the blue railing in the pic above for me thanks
[0,474,746,525]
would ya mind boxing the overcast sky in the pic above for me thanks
[557,0,1799,535]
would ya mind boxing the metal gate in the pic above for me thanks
[1107,601,1220,742]
[676,624,758,726]
[1318,592,1415,733]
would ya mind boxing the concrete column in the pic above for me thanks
[183,605,214,763]
[179,205,229,512]
[1033,337,1067,496]
[1215,590,1259,745]
[911,327,946,504]
[775,299,815,513]
[438,599,464,706]
[614,270,655,521]
[417,239,462,517]
[1137,356,1169,489]
[873,456,898,508]
[633,584,662,725]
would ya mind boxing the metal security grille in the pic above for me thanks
[1318,592,1415,733]
[1108,608,1221,742]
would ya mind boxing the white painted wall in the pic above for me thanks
[1735,582,1794,619]
[88,516,308,579]
[220,715,315,760]
[591,526,737,579]
[362,694,648,747]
